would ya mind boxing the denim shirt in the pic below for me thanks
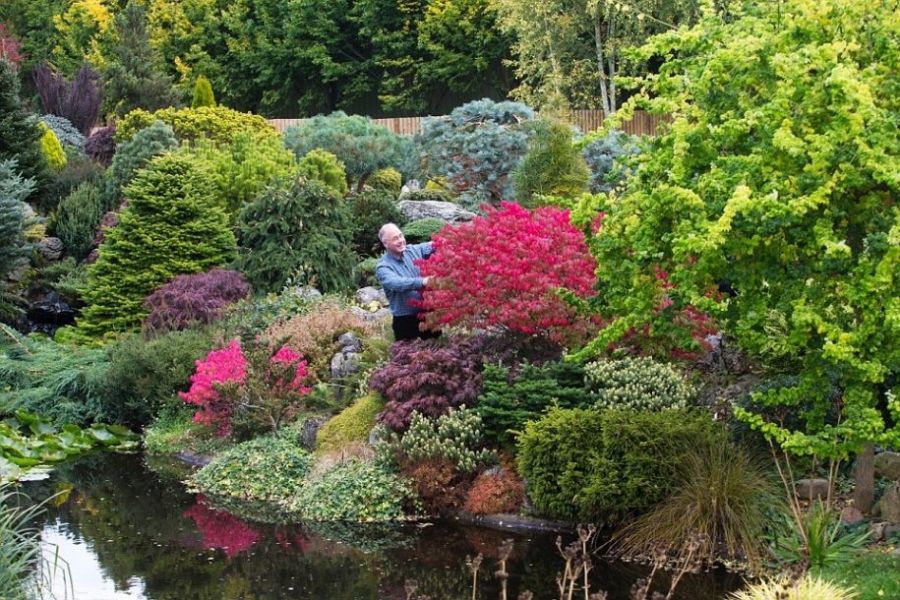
[375,242,434,317]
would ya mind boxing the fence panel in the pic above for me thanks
[268,110,668,137]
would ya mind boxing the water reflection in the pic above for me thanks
[18,452,743,600]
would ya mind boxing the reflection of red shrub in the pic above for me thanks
[274,527,308,554]
[464,468,525,515]
[184,497,259,558]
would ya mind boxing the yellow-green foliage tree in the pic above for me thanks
[75,153,236,338]
[115,105,278,145]
[38,121,66,172]
[582,0,900,512]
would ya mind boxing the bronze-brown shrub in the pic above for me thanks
[401,458,474,518]
[261,298,382,385]
[464,466,525,516]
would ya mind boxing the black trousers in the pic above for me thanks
[392,314,441,341]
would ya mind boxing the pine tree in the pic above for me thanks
[0,159,35,320]
[76,153,236,337]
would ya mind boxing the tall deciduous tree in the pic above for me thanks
[493,0,702,115]
[584,0,900,513]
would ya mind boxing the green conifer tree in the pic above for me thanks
[76,154,236,338]
[0,58,50,203]
[191,75,216,109]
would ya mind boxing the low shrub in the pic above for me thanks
[141,268,249,334]
[293,459,419,521]
[727,574,857,600]
[369,337,483,432]
[367,167,402,195]
[585,356,696,411]
[398,188,455,203]
[516,406,719,521]
[115,106,278,144]
[464,464,525,515]
[315,393,386,453]
[402,218,446,245]
[39,114,85,151]
[400,457,473,517]
[53,179,105,261]
[297,149,348,196]
[189,435,312,505]
[84,124,116,165]
[352,256,379,288]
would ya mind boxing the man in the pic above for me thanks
[375,223,440,341]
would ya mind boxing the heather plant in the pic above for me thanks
[402,218,445,245]
[84,124,116,166]
[369,337,483,432]
[235,176,355,294]
[38,121,66,172]
[414,99,535,210]
[260,296,382,385]
[511,119,589,207]
[141,268,249,334]
[475,359,592,449]
[179,132,297,222]
[418,202,599,347]
[516,406,718,520]
[53,179,105,261]
[39,114,85,151]
[101,327,217,428]
[102,119,179,213]
[283,111,415,193]
[76,153,236,338]
[315,393,386,454]
[32,62,102,136]
[349,186,407,257]
[296,149,348,196]
[389,408,496,473]
[292,458,419,521]
[584,356,696,412]
[115,106,279,145]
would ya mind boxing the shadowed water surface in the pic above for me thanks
[18,452,743,600]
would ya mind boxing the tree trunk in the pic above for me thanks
[854,441,875,514]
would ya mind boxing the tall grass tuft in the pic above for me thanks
[609,434,782,571]
[0,484,55,600]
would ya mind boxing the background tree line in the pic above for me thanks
[0,0,705,121]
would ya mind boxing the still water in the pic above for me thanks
[19,452,743,600]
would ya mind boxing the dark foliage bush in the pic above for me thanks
[32,62,102,136]
[516,406,719,521]
[85,124,116,166]
[349,186,406,258]
[42,153,105,214]
[101,327,218,429]
[235,176,356,294]
[401,218,446,245]
[475,359,592,450]
[369,337,483,432]
[54,179,105,262]
[142,269,249,334]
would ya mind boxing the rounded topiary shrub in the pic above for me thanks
[316,393,386,453]
[402,218,446,245]
[115,106,279,145]
[235,176,356,294]
[585,356,696,411]
[367,167,402,196]
[297,149,348,197]
[142,268,249,334]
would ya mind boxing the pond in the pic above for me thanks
[18,452,744,600]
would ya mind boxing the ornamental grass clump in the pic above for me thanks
[585,356,695,412]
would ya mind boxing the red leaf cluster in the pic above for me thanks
[142,268,249,334]
[417,202,600,346]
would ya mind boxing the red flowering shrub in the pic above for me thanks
[369,337,482,432]
[142,268,249,334]
[418,202,600,347]
[184,496,259,558]
[179,339,311,438]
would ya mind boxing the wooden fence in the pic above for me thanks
[268,109,669,137]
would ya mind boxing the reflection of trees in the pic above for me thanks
[18,452,742,600]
